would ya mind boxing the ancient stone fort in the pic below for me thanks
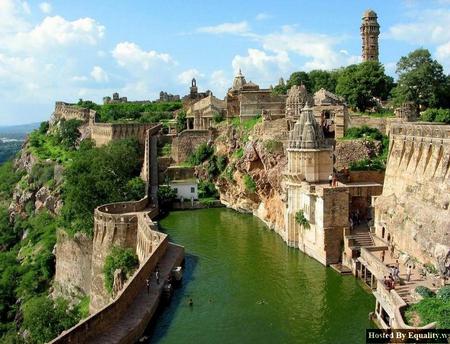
[47,9,448,342]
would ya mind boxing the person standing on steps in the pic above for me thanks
[155,269,160,285]
[406,265,412,282]
[146,278,150,294]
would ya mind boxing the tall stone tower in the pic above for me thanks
[361,9,380,62]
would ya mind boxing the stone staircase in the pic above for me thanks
[348,230,374,250]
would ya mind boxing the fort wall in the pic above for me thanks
[374,123,450,271]
[171,129,212,164]
[53,102,90,122]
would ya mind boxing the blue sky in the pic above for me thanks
[1,0,450,125]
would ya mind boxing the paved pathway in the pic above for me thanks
[87,244,184,344]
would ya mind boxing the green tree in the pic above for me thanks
[157,185,177,206]
[103,247,138,294]
[391,49,448,109]
[287,71,312,91]
[58,119,82,150]
[61,139,142,236]
[176,110,187,132]
[335,62,393,111]
[308,69,339,93]
[22,296,80,343]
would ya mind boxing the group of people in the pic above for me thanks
[383,260,414,290]
[145,265,161,295]
[349,210,362,230]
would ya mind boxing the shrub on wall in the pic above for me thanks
[295,210,310,229]
[103,247,139,294]
[198,180,219,199]
[243,174,257,193]
[420,108,450,124]
[188,143,214,166]
[157,185,177,206]
[212,111,224,123]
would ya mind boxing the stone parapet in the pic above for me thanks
[53,102,90,122]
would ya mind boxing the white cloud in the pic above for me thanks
[90,66,108,82]
[177,68,203,85]
[39,2,52,14]
[197,21,250,35]
[3,16,105,52]
[0,0,31,34]
[387,8,450,70]
[71,75,88,82]
[255,13,270,21]
[209,70,230,95]
[232,48,291,85]
[260,26,359,70]
[112,41,174,71]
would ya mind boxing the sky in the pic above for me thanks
[0,0,450,125]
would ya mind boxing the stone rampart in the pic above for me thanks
[90,122,161,147]
[374,123,450,272]
[50,227,168,343]
[171,129,212,163]
[90,197,150,313]
[53,102,90,122]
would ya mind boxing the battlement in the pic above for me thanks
[389,122,450,141]
[53,102,91,122]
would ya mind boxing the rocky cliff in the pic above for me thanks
[212,119,288,234]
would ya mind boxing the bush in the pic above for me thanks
[159,143,171,157]
[198,180,218,199]
[39,121,49,134]
[436,286,450,301]
[176,110,187,132]
[295,210,310,229]
[212,111,224,123]
[424,263,438,274]
[157,185,177,206]
[22,296,81,343]
[415,286,435,298]
[263,139,283,153]
[188,143,214,166]
[103,247,139,294]
[125,177,146,201]
[58,119,82,150]
[61,139,143,236]
[405,296,450,329]
[420,108,450,124]
[233,148,244,159]
[29,162,54,188]
[349,158,385,171]
[0,161,23,196]
[344,126,384,141]
[243,174,256,193]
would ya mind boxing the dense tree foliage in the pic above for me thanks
[176,110,187,132]
[308,69,339,93]
[61,139,144,236]
[103,247,138,294]
[188,143,214,166]
[157,185,177,207]
[287,71,312,91]
[76,99,182,123]
[22,296,81,343]
[420,108,450,124]
[335,62,394,111]
[391,49,449,109]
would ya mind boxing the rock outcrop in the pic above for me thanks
[214,119,288,233]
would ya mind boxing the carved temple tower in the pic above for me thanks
[361,9,380,62]
[284,102,347,265]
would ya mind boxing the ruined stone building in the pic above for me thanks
[103,92,128,104]
[313,88,349,139]
[186,94,226,130]
[158,91,180,102]
[226,70,286,120]
[361,9,380,62]
[285,86,349,139]
[182,78,211,104]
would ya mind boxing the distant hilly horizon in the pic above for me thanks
[0,122,40,135]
